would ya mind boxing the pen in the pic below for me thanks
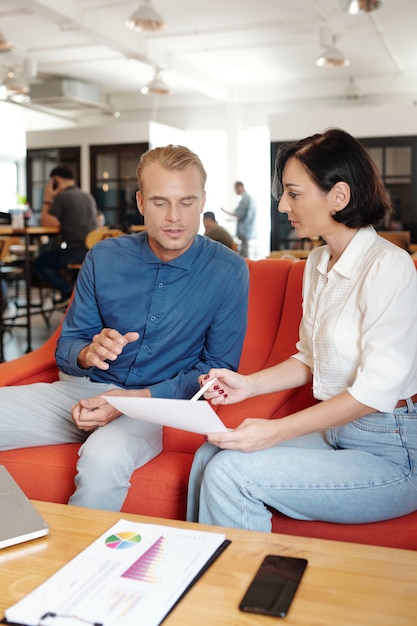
[190,377,218,401]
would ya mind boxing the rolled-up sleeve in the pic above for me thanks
[347,252,417,412]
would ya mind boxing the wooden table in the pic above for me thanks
[129,225,146,232]
[0,226,60,352]
[1,501,416,625]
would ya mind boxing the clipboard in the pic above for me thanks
[2,519,231,626]
[1,541,231,626]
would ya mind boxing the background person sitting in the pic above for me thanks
[202,211,235,250]
[34,165,98,305]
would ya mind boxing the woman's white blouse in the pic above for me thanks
[293,226,417,412]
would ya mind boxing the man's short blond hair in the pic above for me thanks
[137,144,207,192]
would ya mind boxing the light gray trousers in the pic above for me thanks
[0,373,162,511]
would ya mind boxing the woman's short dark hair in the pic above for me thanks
[272,128,393,228]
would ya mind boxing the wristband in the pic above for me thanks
[43,200,52,205]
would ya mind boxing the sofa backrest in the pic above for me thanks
[164,258,305,448]
[263,259,305,368]
[238,258,294,374]
[213,258,310,431]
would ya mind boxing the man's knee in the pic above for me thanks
[78,435,129,467]
[77,422,162,474]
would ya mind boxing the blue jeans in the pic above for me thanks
[186,401,417,530]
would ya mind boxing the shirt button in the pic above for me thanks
[144,345,149,351]
[151,316,156,321]
[158,283,163,287]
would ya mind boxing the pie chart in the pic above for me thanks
[105,531,142,549]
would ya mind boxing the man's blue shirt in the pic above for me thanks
[56,233,249,399]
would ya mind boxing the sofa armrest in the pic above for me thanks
[0,321,62,386]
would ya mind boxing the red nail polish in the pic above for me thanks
[214,385,219,390]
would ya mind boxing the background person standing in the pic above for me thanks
[34,165,97,305]
[221,181,257,257]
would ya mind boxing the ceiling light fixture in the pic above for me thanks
[316,26,350,68]
[1,69,30,97]
[0,31,12,52]
[140,69,170,95]
[126,0,165,32]
[341,0,382,14]
[344,77,361,100]
[316,44,350,68]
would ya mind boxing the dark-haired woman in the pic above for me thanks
[187,128,417,531]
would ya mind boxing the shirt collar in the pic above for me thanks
[141,233,200,269]
[316,226,377,278]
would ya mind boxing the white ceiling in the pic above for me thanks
[1,0,417,127]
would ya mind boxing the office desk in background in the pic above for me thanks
[129,225,146,233]
[0,226,60,353]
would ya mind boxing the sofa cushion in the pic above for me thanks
[271,509,417,550]
[122,451,194,520]
[163,427,204,454]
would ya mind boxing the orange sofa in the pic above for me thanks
[1,257,417,551]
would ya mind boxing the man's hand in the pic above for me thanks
[77,329,139,370]
[72,387,151,431]
[43,179,59,203]
[72,395,121,431]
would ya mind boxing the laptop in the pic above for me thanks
[0,465,49,549]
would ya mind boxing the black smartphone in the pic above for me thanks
[52,178,58,190]
[239,555,308,618]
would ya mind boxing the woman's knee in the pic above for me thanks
[201,449,239,491]
[193,442,220,468]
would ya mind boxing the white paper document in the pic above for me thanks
[104,396,227,434]
[4,519,227,626]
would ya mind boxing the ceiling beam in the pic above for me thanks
[18,0,235,101]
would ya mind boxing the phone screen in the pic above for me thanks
[239,555,308,618]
